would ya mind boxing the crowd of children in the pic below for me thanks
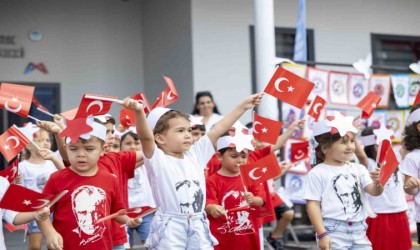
[1,86,420,250]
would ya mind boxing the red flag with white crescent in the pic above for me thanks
[0,83,34,117]
[0,157,19,183]
[241,153,281,185]
[0,125,30,162]
[252,112,283,144]
[0,184,55,212]
[151,75,179,109]
[133,92,152,114]
[61,94,115,120]
[357,91,381,119]
[263,67,315,108]
[376,139,399,186]
[290,140,309,163]
[307,95,326,121]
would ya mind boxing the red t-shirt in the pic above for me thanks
[43,167,125,250]
[97,151,136,245]
[206,173,265,250]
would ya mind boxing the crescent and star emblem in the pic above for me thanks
[249,168,261,180]
[5,136,20,149]
[274,77,289,93]
[5,97,22,113]
[31,199,51,209]
[86,100,104,115]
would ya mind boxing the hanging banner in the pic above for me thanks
[386,110,405,142]
[349,73,369,106]
[390,74,410,108]
[368,110,387,129]
[409,74,420,106]
[328,71,349,105]
[306,67,329,101]
[369,74,391,108]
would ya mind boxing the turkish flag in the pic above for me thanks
[59,118,93,143]
[4,223,28,233]
[0,184,55,212]
[119,108,135,128]
[376,139,399,186]
[61,94,115,120]
[290,140,309,163]
[126,206,158,219]
[307,95,326,122]
[263,67,315,109]
[32,96,50,114]
[0,83,34,117]
[151,75,179,109]
[252,112,283,144]
[0,157,19,183]
[414,88,420,106]
[0,125,30,162]
[357,91,381,119]
[241,153,281,185]
[133,92,152,114]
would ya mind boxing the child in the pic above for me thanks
[205,135,266,250]
[0,176,51,250]
[399,104,420,243]
[124,93,262,249]
[121,130,156,249]
[303,115,383,250]
[19,129,64,250]
[190,115,206,144]
[356,127,411,250]
[37,122,141,250]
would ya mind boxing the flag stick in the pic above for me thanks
[46,190,69,208]
[30,141,41,150]
[84,95,124,105]
[94,209,127,225]
[37,107,54,117]
[28,115,41,123]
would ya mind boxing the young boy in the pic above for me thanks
[37,122,141,250]
[123,93,262,249]
[205,135,266,250]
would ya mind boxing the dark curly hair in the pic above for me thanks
[361,127,377,160]
[192,91,221,115]
[402,104,420,151]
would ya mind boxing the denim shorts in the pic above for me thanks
[27,220,41,234]
[320,218,372,250]
[127,213,154,246]
[145,210,218,250]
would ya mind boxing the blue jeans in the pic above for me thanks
[145,210,218,250]
[127,213,154,246]
[112,244,125,250]
[321,218,372,250]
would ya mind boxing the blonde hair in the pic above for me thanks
[22,129,51,160]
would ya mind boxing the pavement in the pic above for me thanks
[4,223,420,249]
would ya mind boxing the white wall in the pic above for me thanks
[0,0,144,117]
[192,0,420,120]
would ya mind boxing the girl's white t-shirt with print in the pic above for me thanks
[303,162,372,222]
[19,160,57,193]
[366,158,407,213]
[144,135,215,214]
[0,177,18,250]
[399,149,420,222]
[128,166,156,208]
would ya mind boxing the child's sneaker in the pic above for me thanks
[266,233,284,250]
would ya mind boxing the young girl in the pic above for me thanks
[19,129,63,250]
[356,127,411,250]
[121,130,156,249]
[205,135,266,250]
[399,104,420,243]
[124,93,262,249]
[303,114,383,250]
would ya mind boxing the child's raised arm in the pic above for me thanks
[122,98,155,159]
[38,148,65,170]
[207,93,263,145]
[270,119,305,153]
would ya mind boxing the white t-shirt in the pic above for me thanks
[303,162,372,222]
[19,160,57,193]
[399,149,420,221]
[0,176,18,250]
[366,158,407,213]
[128,166,156,208]
[144,135,215,214]
[205,113,223,132]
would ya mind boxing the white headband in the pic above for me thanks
[360,134,376,146]
[65,121,107,144]
[217,136,234,151]
[406,108,420,125]
[147,107,171,130]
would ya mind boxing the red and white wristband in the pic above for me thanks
[316,231,329,240]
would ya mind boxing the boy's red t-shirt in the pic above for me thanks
[43,167,125,250]
[206,173,265,250]
[62,151,137,245]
